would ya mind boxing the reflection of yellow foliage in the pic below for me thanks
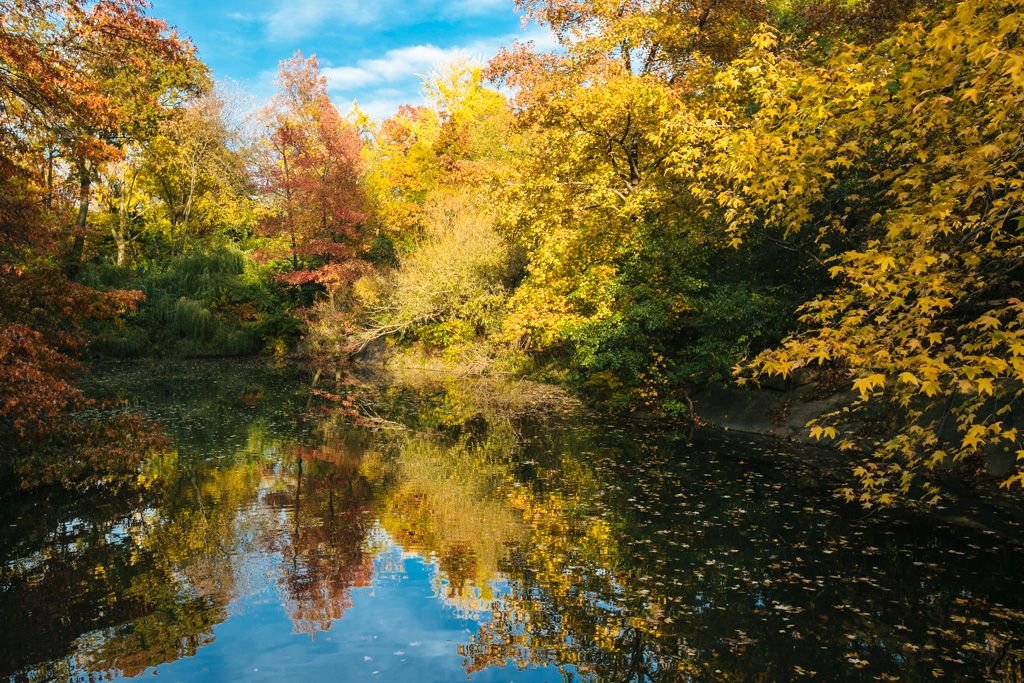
[367,424,526,610]
[77,421,285,679]
[466,451,702,680]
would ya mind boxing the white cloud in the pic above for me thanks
[255,8,560,122]
[322,27,558,95]
[349,96,415,121]
[321,65,381,90]
[323,44,475,91]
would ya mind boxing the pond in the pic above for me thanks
[3,360,1024,681]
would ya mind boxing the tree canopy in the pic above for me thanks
[3,0,1024,506]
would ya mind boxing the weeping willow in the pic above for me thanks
[90,246,271,358]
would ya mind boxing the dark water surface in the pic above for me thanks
[3,361,1024,681]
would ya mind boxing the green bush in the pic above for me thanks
[84,244,297,358]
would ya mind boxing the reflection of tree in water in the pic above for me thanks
[263,440,375,635]
[458,435,1024,682]
[3,363,374,677]
[9,367,1024,681]
[365,419,527,618]
[460,485,688,683]
[0,490,158,680]
[79,444,269,677]
[350,387,683,676]
[0,438,268,680]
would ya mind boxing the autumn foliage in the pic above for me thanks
[342,0,1024,505]
[0,0,200,481]
[696,0,1024,503]
[3,0,1024,506]
[256,53,369,290]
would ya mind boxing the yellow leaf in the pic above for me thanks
[875,255,896,271]
[852,373,885,397]
[897,372,920,386]
[977,315,1001,330]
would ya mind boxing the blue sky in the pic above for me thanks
[130,543,564,682]
[151,0,556,119]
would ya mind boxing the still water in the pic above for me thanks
[3,361,1024,681]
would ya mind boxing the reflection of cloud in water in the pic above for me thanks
[368,527,511,620]
[9,363,1024,682]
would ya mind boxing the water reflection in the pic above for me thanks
[264,441,375,634]
[2,361,1024,681]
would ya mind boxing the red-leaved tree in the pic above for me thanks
[256,52,369,293]
[0,0,197,484]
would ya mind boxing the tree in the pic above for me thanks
[484,0,824,410]
[94,148,153,266]
[685,0,1024,503]
[364,104,441,246]
[342,63,520,361]
[0,0,202,469]
[256,52,367,290]
[0,0,208,273]
[139,91,258,255]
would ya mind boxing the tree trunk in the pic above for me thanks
[282,146,299,271]
[183,157,198,235]
[66,160,92,277]
[45,150,54,212]
[114,162,128,267]
[113,229,127,266]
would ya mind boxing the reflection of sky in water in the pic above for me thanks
[8,362,1024,682]
[131,535,562,682]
